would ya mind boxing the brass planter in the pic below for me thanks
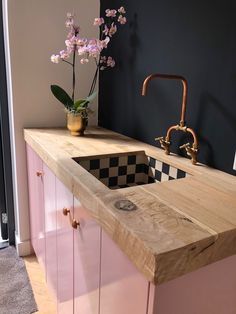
[67,113,87,136]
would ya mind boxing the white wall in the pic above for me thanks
[3,0,99,255]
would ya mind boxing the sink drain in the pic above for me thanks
[114,200,137,211]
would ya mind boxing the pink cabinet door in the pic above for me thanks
[26,144,45,271]
[56,177,74,314]
[100,230,149,314]
[43,163,57,302]
[73,198,101,314]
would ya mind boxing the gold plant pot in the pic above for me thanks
[67,113,87,136]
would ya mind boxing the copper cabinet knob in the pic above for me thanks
[63,207,70,216]
[62,208,80,229]
[72,219,80,229]
[36,171,43,177]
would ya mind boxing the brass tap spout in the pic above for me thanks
[141,73,199,165]
[142,73,188,126]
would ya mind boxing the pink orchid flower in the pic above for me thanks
[118,15,127,25]
[103,25,109,36]
[60,50,70,59]
[101,37,110,48]
[94,17,105,26]
[51,54,60,63]
[50,10,127,109]
[80,58,89,64]
[109,23,117,36]
[118,7,126,14]
[100,56,107,64]
[107,56,115,68]
[77,46,88,56]
[105,9,117,17]
[77,38,87,47]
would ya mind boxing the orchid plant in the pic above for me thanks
[50,7,127,118]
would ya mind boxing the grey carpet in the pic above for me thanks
[0,246,38,314]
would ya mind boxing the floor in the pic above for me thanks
[24,255,57,314]
[0,223,3,242]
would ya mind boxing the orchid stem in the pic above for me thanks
[88,58,99,96]
[62,60,73,66]
[72,47,76,102]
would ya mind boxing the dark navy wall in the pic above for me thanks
[99,0,236,175]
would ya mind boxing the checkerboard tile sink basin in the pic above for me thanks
[73,151,190,190]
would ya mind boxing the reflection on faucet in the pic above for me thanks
[142,73,199,165]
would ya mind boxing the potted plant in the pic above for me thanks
[50,8,127,136]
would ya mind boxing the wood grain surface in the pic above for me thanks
[24,127,236,285]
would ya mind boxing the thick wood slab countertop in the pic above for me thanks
[24,127,236,285]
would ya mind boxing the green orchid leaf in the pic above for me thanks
[74,99,89,110]
[86,91,98,103]
[75,107,86,113]
[51,85,73,109]
[80,101,89,108]
[74,99,86,107]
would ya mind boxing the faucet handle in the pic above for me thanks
[155,136,164,142]
[179,143,191,150]
[155,136,170,146]
[155,136,170,155]
[179,143,198,165]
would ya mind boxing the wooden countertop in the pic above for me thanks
[24,127,236,285]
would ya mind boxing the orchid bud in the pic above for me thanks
[80,58,89,64]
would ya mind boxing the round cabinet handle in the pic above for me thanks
[63,207,70,216]
[72,219,80,229]
[36,171,43,177]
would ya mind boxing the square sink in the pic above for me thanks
[73,151,190,190]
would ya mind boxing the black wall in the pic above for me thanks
[99,0,236,175]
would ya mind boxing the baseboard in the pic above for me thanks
[15,234,33,256]
[0,241,9,250]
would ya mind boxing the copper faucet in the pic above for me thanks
[142,73,199,164]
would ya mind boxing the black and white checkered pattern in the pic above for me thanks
[74,153,190,190]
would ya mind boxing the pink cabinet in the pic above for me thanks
[43,163,57,301]
[148,254,236,314]
[27,143,236,314]
[100,230,149,314]
[26,145,45,272]
[56,177,74,314]
[73,198,101,314]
